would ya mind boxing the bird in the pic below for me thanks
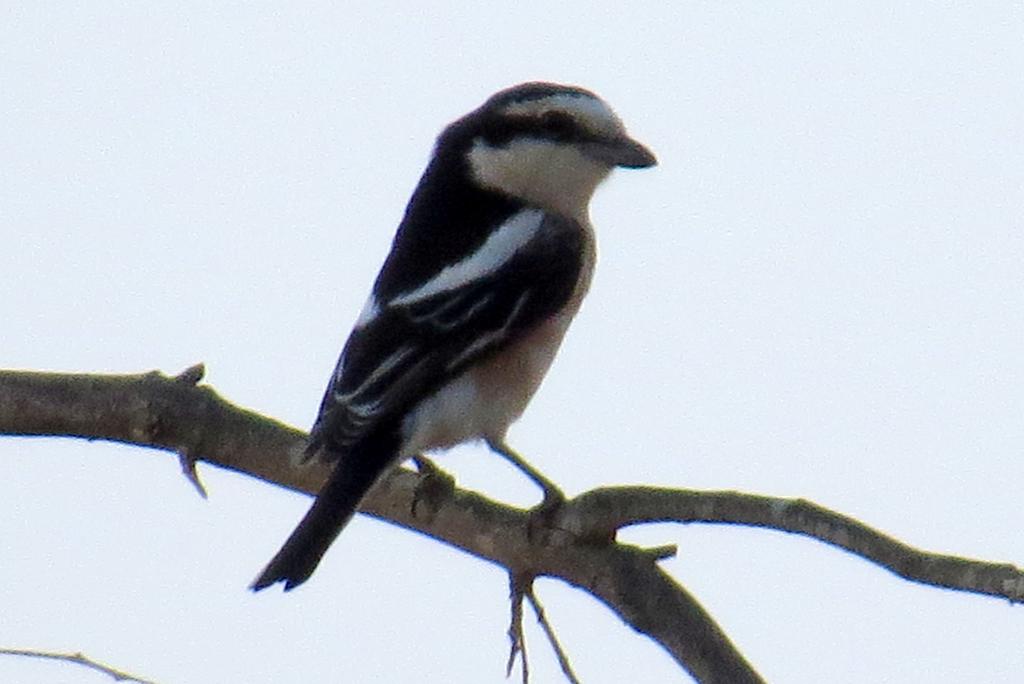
[251,82,656,591]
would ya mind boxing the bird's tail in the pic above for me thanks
[250,455,384,592]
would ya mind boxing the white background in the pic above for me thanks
[2,3,1022,682]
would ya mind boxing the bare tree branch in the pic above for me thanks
[0,648,157,684]
[5,367,1020,680]
[561,487,1024,604]
[0,367,762,683]
[526,583,581,684]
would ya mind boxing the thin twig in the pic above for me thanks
[526,585,581,684]
[0,648,157,684]
[177,448,208,498]
[174,363,205,385]
[506,573,530,683]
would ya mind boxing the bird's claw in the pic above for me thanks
[526,486,566,541]
[411,456,455,522]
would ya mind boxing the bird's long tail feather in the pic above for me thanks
[250,456,384,591]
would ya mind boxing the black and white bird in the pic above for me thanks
[252,82,656,591]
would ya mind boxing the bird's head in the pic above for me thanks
[442,82,657,219]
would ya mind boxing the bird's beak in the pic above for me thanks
[583,135,658,169]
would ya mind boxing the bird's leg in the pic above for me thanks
[486,439,565,515]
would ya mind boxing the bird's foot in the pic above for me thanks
[411,456,455,522]
[526,484,566,541]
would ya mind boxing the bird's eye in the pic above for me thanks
[539,111,574,138]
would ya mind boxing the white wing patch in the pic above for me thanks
[389,209,544,307]
[333,345,416,402]
[445,291,530,371]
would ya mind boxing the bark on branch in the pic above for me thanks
[3,368,1021,681]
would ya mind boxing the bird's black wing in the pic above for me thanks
[307,208,585,459]
[251,209,585,591]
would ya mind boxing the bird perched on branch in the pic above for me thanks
[252,82,656,591]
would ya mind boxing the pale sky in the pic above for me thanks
[2,3,1023,682]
